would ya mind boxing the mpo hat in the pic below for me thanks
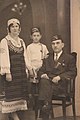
[51,35,63,42]
[7,18,20,26]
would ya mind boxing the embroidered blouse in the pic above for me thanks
[0,34,32,75]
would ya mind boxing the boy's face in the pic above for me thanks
[31,32,42,43]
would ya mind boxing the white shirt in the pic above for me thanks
[54,50,63,61]
[26,42,49,70]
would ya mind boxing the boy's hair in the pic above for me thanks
[31,27,41,35]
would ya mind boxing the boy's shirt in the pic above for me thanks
[26,42,49,70]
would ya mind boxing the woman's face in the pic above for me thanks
[9,23,20,36]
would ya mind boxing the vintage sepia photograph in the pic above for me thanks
[0,0,80,120]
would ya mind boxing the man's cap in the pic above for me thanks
[7,18,20,26]
[31,27,41,35]
[51,35,63,42]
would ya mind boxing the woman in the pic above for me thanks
[0,18,32,120]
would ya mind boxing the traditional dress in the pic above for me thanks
[0,35,30,113]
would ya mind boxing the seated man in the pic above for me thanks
[37,35,77,120]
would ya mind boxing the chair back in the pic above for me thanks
[67,52,77,96]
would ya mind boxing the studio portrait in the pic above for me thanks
[0,0,80,120]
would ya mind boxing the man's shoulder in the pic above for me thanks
[62,52,74,62]
[63,52,73,58]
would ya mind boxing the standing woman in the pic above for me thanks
[0,18,31,120]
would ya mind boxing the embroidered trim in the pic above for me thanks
[5,37,24,53]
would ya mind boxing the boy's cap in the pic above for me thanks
[31,27,41,34]
[51,35,62,42]
[7,18,20,26]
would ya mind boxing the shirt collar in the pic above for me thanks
[54,50,63,59]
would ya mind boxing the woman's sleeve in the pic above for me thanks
[0,39,10,74]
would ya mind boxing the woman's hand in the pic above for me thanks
[6,73,12,81]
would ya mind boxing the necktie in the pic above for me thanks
[54,53,58,61]
[54,53,58,68]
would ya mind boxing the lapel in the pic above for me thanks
[50,51,65,69]
[46,53,55,70]
[57,51,65,63]
[46,51,66,71]
[55,51,66,68]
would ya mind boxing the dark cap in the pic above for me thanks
[51,35,63,42]
[31,27,41,35]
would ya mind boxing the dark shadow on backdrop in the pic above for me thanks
[0,0,70,52]
[0,0,33,46]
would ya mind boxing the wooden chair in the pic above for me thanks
[27,78,39,119]
[51,52,77,120]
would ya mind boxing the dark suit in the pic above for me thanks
[38,51,77,102]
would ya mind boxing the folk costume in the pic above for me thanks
[0,34,29,113]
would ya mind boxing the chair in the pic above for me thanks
[51,52,77,120]
[27,77,39,119]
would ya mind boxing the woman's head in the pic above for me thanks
[30,27,42,43]
[7,18,21,35]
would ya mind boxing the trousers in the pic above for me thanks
[38,78,68,102]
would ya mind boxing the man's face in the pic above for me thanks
[51,39,64,53]
[31,32,42,43]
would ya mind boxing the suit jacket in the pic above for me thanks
[38,51,77,81]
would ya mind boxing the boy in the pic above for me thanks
[26,27,49,81]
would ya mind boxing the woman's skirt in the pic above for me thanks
[0,99,27,113]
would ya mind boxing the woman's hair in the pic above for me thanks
[8,23,20,33]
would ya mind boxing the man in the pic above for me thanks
[37,35,77,120]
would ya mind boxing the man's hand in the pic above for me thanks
[41,74,49,79]
[6,73,12,81]
[52,76,60,83]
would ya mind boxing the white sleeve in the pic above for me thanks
[43,45,49,58]
[0,38,10,74]
[26,45,32,65]
[22,41,32,71]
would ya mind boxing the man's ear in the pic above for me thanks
[62,43,64,48]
